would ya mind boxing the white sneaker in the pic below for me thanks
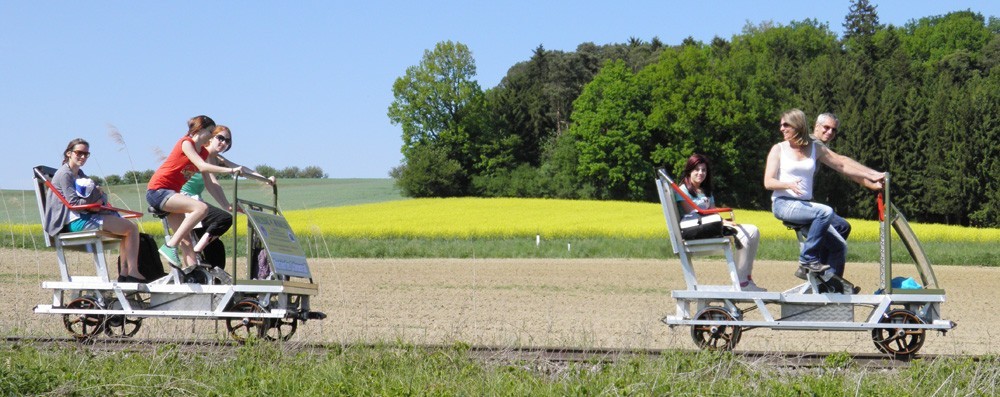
[741,280,767,292]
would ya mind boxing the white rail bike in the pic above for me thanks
[655,168,955,358]
[32,166,325,342]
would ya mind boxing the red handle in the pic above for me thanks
[877,192,885,222]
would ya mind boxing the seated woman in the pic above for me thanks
[676,154,765,292]
[764,109,884,292]
[43,138,145,283]
[146,115,243,267]
[180,125,275,266]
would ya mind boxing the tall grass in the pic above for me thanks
[0,342,995,396]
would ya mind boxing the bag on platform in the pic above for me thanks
[117,232,167,280]
[679,214,725,240]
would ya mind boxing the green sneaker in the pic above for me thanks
[159,243,181,267]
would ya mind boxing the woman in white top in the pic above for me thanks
[763,109,884,280]
[677,153,764,292]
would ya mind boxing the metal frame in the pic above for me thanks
[656,168,955,356]
[32,166,325,341]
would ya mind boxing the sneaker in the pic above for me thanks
[799,261,830,273]
[793,267,808,280]
[741,280,768,292]
[159,243,181,267]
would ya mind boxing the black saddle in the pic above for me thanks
[147,206,170,219]
[782,221,810,231]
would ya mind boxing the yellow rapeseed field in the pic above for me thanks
[8,198,996,243]
[280,198,1000,242]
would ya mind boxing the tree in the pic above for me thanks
[843,0,880,43]
[255,165,277,178]
[569,60,651,200]
[388,40,485,195]
[389,144,464,197]
[103,174,123,185]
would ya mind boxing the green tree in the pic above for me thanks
[255,164,277,178]
[389,144,464,197]
[103,174,123,185]
[569,60,650,200]
[388,40,485,196]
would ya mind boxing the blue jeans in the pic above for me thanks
[772,197,847,270]
[822,214,850,276]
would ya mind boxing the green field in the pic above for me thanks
[0,178,404,224]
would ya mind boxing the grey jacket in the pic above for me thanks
[43,164,102,236]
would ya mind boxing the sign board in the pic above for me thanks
[243,207,311,279]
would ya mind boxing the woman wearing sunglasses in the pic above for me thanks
[763,109,884,293]
[45,138,145,282]
[180,125,275,265]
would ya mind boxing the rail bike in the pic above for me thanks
[32,166,325,342]
[655,168,956,359]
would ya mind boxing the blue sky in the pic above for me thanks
[2,1,997,190]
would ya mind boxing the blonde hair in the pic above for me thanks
[782,109,810,147]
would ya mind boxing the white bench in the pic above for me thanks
[654,168,744,291]
[33,165,142,283]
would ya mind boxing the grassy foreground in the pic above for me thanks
[0,342,995,396]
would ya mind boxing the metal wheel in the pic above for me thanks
[104,299,144,338]
[62,297,105,342]
[690,306,742,351]
[872,309,926,358]
[226,299,269,342]
[263,316,298,341]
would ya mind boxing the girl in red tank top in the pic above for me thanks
[145,115,243,267]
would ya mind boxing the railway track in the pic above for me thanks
[3,336,971,370]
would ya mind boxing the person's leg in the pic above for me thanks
[101,215,143,280]
[158,196,207,266]
[830,214,851,240]
[194,205,232,252]
[162,194,208,248]
[823,224,848,277]
[731,224,759,284]
[772,198,833,265]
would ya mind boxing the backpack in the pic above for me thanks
[117,233,167,280]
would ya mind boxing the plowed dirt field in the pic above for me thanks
[3,248,993,355]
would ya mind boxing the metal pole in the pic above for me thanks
[231,175,239,281]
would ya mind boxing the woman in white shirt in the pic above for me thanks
[763,109,884,287]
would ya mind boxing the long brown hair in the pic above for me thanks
[61,138,89,164]
[187,115,216,137]
[680,153,712,197]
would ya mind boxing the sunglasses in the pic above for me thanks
[72,150,91,158]
[780,122,793,128]
[215,135,230,144]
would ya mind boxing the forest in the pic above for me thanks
[388,1,999,228]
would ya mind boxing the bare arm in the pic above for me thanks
[763,144,805,195]
[216,155,276,185]
[202,171,233,210]
[817,145,884,190]
[181,140,237,175]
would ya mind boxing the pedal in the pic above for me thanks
[306,311,327,320]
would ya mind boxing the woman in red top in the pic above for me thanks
[145,115,243,267]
